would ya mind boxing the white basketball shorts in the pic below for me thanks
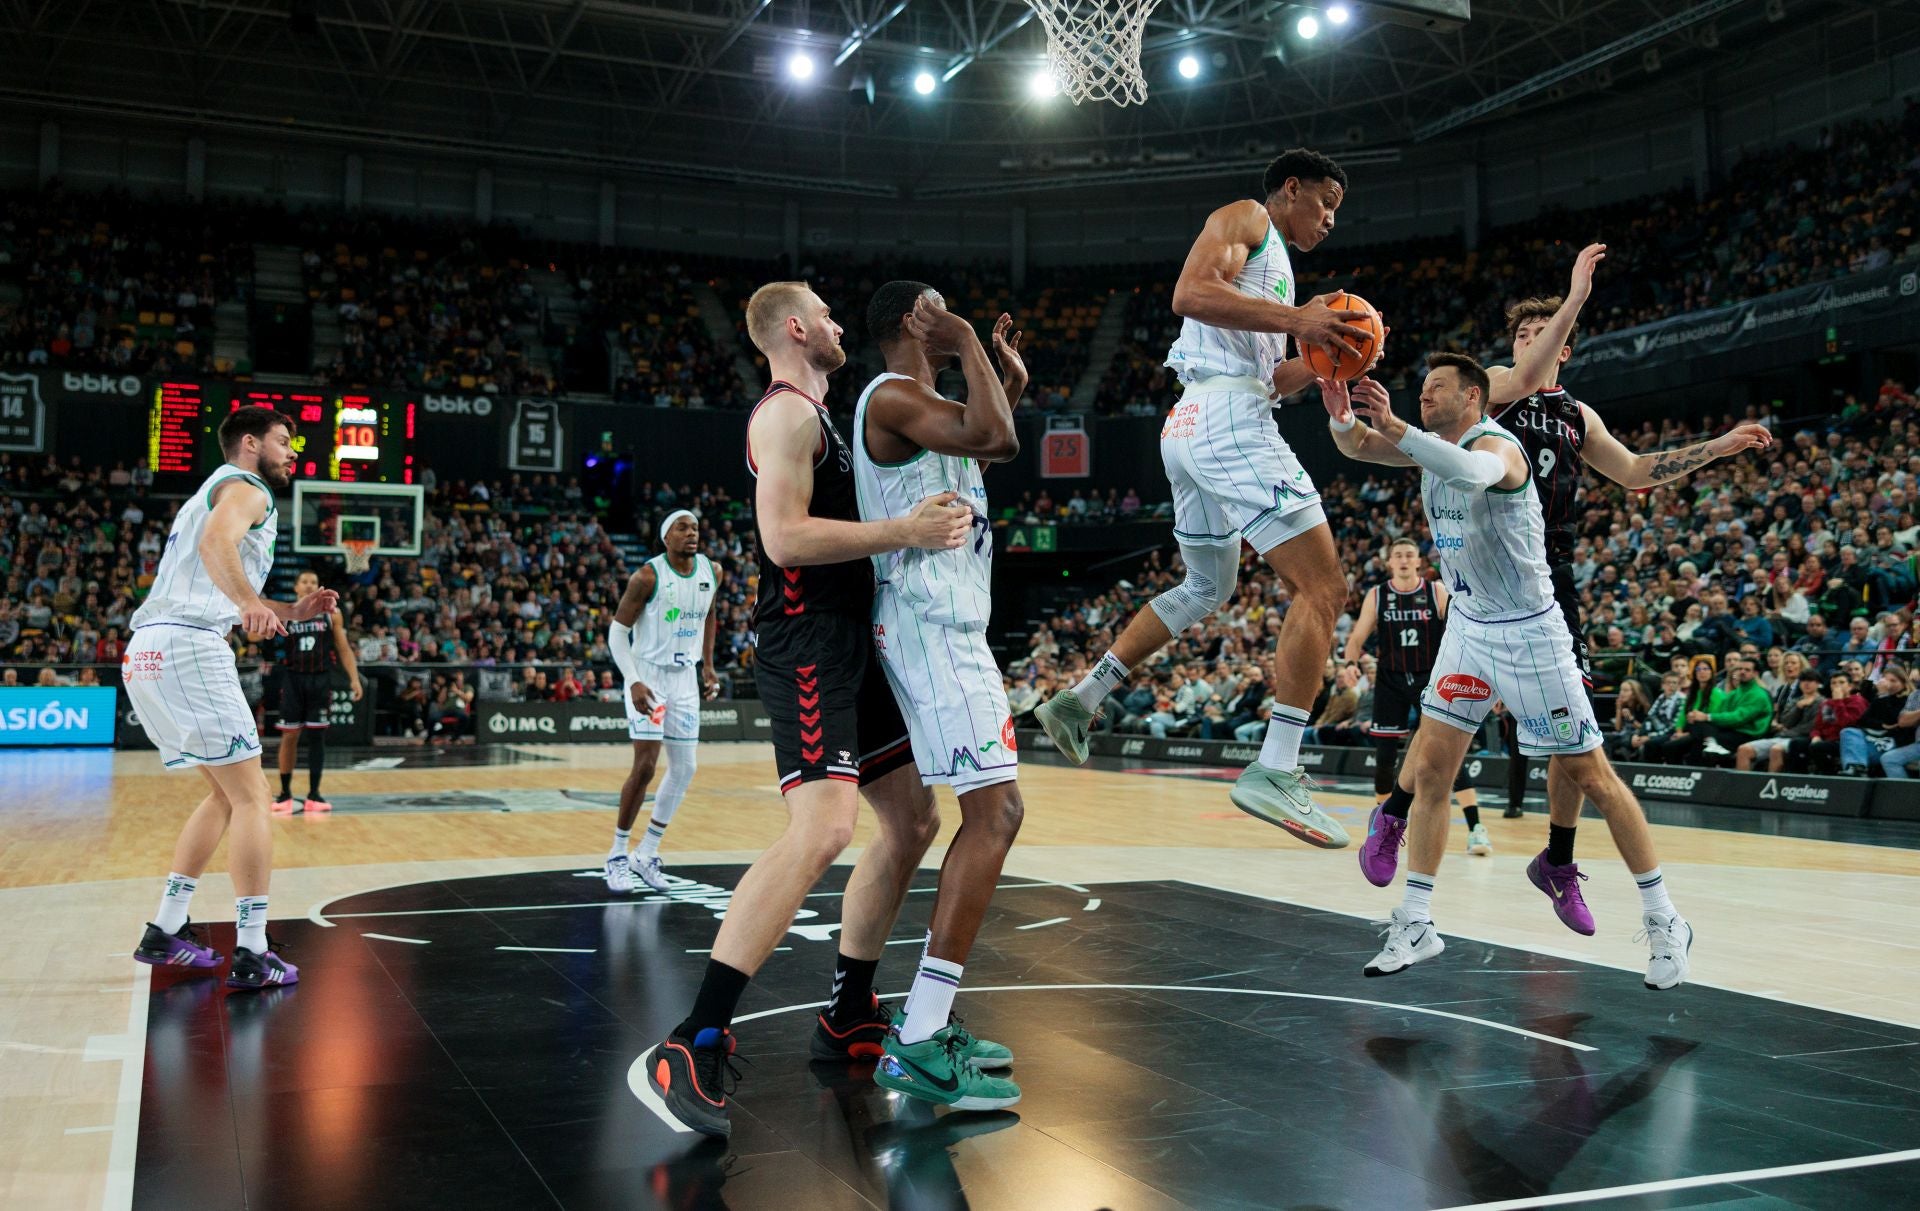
[627,662,700,743]
[872,589,1018,794]
[1419,605,1604,756]
[1160,376,1326,555]
[122,623,262,769]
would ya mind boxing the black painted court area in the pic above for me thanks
[135,867,1920,1210]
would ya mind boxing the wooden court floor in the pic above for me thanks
[4,739,1920,1209]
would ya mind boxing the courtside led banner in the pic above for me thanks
[0,687,119,746]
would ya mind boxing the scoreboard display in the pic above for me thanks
[148,380,418,484]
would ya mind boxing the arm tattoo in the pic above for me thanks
[1645,441,1714,482]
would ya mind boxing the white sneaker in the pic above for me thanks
[1363,906,1445,977]
[1229,762,1351,849]
[632,854,670,892]
[604,853,633,893]
[1639,911,1693,990]
[1467,823,1492,856]
[1700,739,1730,756]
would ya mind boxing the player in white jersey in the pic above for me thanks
[605,509,722,893]
[1327,354,1695,991]
[1034,149,1376,848]
[855,280,1027,1106]
[126,407,336,990]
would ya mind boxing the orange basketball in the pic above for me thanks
[1298,290,1384,383]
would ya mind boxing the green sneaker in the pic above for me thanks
[1230,761,1351,849]
[1033,692,1094,764]
[875,1027,1022,1110]
[890,1009,1012,1070]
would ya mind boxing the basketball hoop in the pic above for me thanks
[1023,0,1161,106]
[340,539,375,574]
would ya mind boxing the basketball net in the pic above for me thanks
[340,539,374,574]
[1024,0,1160,106]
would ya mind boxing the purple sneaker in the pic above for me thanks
[1527,851,1597,936]
[134,920,221,969]
[1358,806,1407,888]
[227,945,299,990]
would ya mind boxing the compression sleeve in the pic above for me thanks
[610,621,640,682]
[1395,426,1511,491]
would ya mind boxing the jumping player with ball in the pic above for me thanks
[1036,148,1377,846]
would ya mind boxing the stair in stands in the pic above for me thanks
[1067,293,1131,412]
[691,281,761,392]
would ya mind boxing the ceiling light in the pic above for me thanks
[913,70,937,95]
[1030,66,1060,99]
[1177,54,1200,79]
[787,51,816,81]
[1297,14,1320,39]
[1328,5,1351,24]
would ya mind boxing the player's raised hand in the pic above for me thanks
[290,588,340,620]
[904,293,979,356]
[1293,299,1373,362]
[992,313,1028,395]
[904,490,974,550]
[1567,243,1607,304]
[240,599,284,640]
[1318,377,1354,425]
[1706,423,1773,459]
[1350,377,1407,441]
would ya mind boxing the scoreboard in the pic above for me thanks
[148,381,418,484]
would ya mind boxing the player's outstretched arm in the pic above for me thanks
[1172,200,1371,359]
[1327,377,1415,466]
[752,395,970,566]
[1487,243,1606,406]
[1576,405,1772,489]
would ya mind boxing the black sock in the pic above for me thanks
[826,952,880,1025]
[279,771,292,798]
[1547,823,1577,867]
[307,731,326,799]
[1373,737,1401,798]
[677,959,751,1041]
[1382,783,1415,821]
[1461,803,1482,829]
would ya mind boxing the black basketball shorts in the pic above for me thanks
[755,611,912,793]
[277,672,333,731]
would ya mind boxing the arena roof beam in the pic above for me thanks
[1413,0,1745,140]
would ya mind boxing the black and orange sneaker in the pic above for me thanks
[646,1028,740,1138]
[809,993,891,1061]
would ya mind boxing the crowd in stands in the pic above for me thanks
[1011,383,1920,778]
[0,185,259,377]
[1095,103,1920,414]
[302,213,554,396]
[570,254,748,410]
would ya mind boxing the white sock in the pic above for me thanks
[1069,653,1130,712]
[897,954,964,1045]
[236,895,269,954]
[1259,705,1312,769]
[1402,872,1436,923]
[154,872,197,934]
[636,821,667,861]
[1634,867,1676,916]
[611,827,630,856]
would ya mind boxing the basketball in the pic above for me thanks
[1299,291,1384,382]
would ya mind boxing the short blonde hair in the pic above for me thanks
[745,280,816,355]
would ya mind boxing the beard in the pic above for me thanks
[258,454,295,489]
[806,334,847,374]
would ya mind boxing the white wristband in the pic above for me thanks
[1329,414,1357,432]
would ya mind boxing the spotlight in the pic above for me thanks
[787,51,816,81]
[1178,54,1200,79]
[1297,14,1320,39]
[913,70,936,95]
[1030,66,1060,99]
[1328,4,1351,24]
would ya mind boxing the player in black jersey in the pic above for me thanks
[1343,537,1491,854]
[1483,263,1771,933]
[270,569,361,814]
[642,280,978,1140]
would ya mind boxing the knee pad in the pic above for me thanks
[1148,541,1240,636]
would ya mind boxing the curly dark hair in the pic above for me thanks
[1262,148,1348,198]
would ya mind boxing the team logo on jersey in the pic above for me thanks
[1550,706,1575,742]
[1434,674,1492,703]
[1272,279,1290,301]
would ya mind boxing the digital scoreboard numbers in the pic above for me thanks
[148,382,417,484]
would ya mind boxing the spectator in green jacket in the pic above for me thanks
[1663,656,1773,765]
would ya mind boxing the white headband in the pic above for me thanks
[660,509,697,543]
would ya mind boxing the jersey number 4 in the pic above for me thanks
[1451,571,1473,597]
